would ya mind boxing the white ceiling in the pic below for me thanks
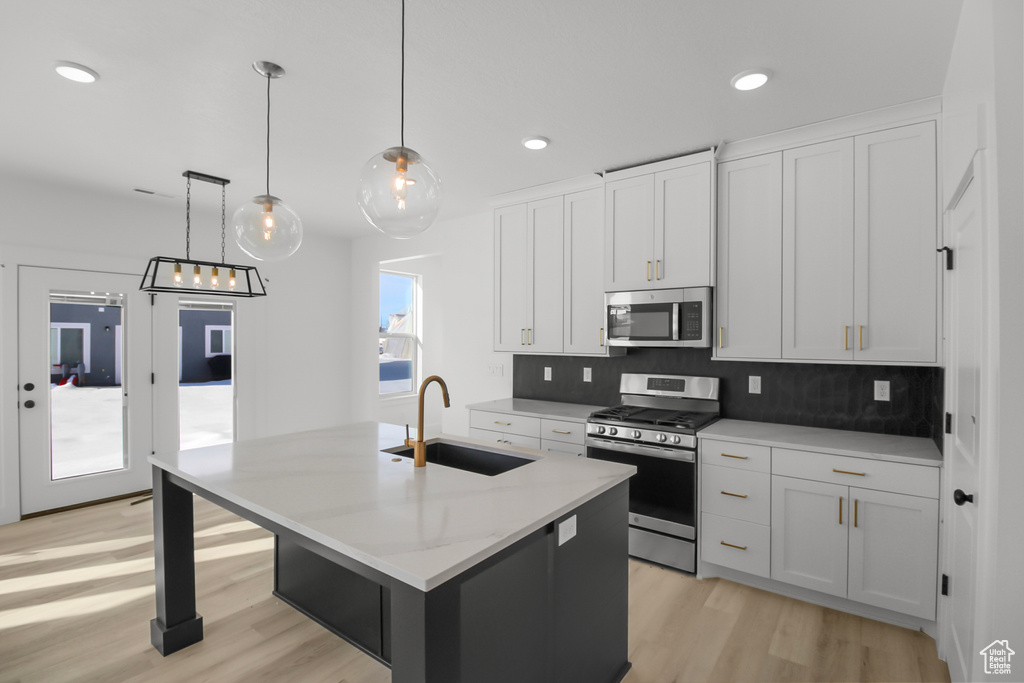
[5,0,964,238]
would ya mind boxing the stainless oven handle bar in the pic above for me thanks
[585,436,695,462]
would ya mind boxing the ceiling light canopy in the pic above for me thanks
[522,136,550,150]
[730,70,771,91]
[54,61,99,83]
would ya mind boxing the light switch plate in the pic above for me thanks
[558,515,577,546]
[583,367,592,383]
[874,380,890,401]
[749,376,761,394]
[544,367,552,381]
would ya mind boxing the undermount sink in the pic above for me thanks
[386,440,534,476]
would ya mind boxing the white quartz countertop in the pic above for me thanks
[700,419,942,467]
[150,422,634,592]
[466,398,604,422]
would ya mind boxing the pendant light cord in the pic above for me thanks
[266,72,272,197]
[400,0,405,149]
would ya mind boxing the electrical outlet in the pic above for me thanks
[487,364,503,377]
[874,380,890,401]
[544,367,552,381]
[583,367,592,383]
[558,515,577,546]
[749,376,761,394]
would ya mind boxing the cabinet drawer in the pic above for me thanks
[701,464,771,524]
[700,513,770,578]
[469,427,506,446]
[540,419,585,445]
[541,439,584,457]
[470,411,541,438]
[772,448,939,499]
[700,439,771,473]
[469,428,540,451]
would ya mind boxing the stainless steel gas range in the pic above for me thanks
[585,373,720,573]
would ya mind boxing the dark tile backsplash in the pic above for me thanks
[512,349,944,451]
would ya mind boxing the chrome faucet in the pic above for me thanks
[405,375,451,467]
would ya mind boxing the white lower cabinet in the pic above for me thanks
[469,428,540,450]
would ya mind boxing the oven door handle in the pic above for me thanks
[586,436,695,462]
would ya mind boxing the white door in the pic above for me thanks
[18,267,152,515]
[847,487,939,619]
[563,188,606,355]
[493,204,529,351]
[716,153,783,359]
[782,138,855,360]
[527,196,564,353]
[655,161,712,289]
[942,158,982,682]
[770,475,849,597]
[604,175,654,291]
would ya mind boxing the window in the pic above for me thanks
[49,323,91,373]
[205,325,232,358]
[379,270,419,395]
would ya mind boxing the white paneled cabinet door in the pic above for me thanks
[655,162,712,289]
[853,121,938,362]
[493,204,529,351]
[782,139,855,360]
[604,175,654,291]
[847,487,939,620]
[527,197,564,353]
[716,153,783,359]
[771,475,849,598]
[563,188,606,354]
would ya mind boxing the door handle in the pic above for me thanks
[646,261,651,281]
[655,260,660,280]
[23,400,36,409]
[953,489,975,506]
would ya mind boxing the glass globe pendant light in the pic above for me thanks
[233,61,303,261]
[356,0,441,239]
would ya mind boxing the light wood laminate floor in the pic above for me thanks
[0,496,950,682]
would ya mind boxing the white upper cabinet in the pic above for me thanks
[853,122,938,363]
[605,152,714,292]
[716,153,783,359]
[563,188,608,355]
[782,138,855,361]
[494,204,530,352]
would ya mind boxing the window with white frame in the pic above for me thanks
[49,323,91,373]
[379,270,419,396]
[205,325,232,358]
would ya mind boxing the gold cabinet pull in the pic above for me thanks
[551,429,572,435]
[599,327,604,346]
[655,259,660,280]
[854,499,859,528]
[859,325,864,350]
[839,496,844,525]
[493,421,511,426]
[833,468,866,476]
[721,491,748,498]
[721,453,748,460]
[718,326,723,349]
[720,541,747,551]
[646,260,651,281]
[521,329,525,345]
[844,325,849,351]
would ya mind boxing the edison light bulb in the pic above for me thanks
[193,265,202,288]
[173,262,183,287]
[228,268,237,291]
[210,266,219,289]
[263,200,275,240]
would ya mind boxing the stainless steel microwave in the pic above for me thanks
[605,287,712,348]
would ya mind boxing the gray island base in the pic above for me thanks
[149,423,634,683]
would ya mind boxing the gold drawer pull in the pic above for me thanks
[493,421,511,426]
[720,541,747,551]
[599,327,604,346]
[843,325,849,351]
[833,468,866,476]
[721,453,748,460]
[721,491,748,498]
[646,260,652,281]
[655,259,660,280]
[839,496,844,525]
[718,326,723,349]
[854,499,859,528]
[521,329,525,345]
[551,429,572,435]
[859,325,864,350]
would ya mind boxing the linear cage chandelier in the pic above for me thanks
[140,171,267,297]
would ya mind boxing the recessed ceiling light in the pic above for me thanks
[522,136,550,150]
[730,70,770,91]
[55,61,99,83]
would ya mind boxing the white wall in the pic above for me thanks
[0,171,353,524]
[349,211,513,439]
[940,1,1024,678]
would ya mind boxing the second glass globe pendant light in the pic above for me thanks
[356,0,441,239]
[233,61,303,261]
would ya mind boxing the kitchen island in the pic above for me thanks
[149,422,635,683]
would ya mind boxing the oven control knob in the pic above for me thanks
[656,433,667,443]
[671,435,681,445]
[596,425,606,435]
[631,430,642,439]
[608,427,618,436]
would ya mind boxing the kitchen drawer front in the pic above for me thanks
[470,411,541,438]
[772,448,939,498]
[540,418,585,445]
[700,438,771,473]
[469,427,506,446]
[506,433,541,450]
[701,464,771,524]
[700,513,770,578]
[541,439,584,457]
[469,427,540,450]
